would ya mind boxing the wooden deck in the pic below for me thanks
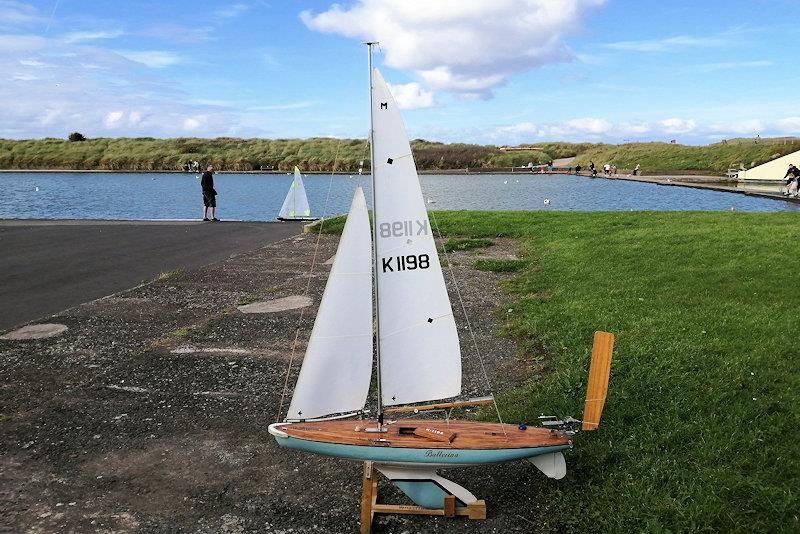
[279,419,571,449]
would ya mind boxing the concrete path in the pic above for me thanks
[0,220,303,331]
[582,173,800,204]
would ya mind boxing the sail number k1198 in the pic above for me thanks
[379,219,429,238]
[382,254,430,272]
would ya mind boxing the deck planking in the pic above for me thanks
[279,419,571,449]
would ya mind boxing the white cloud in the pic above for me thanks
[116,50,181,68]
[658,118,697,134]
[63,30,124,44]
[0,33,240,138]
[140,23,215,44]
[128,110,142,126]
[0,0,43,26]
[485,116,800,144]
[387,82,434,109]
[104,110,124,128]
[775,117,800,133]
[183,116,206,131]
[301,0,604,98]
[604,35,728,53]
[215,3,251,18]
[495,122,540,136]
[699,60,772,71]
[0,34,48,52]
[102,110,144,130]
[565,117,612,134]
[618,122,651,135]
[708,119,765,135]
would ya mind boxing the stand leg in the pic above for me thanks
[360,462,374,534]
[360,462,486,529]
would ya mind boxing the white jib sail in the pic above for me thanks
[371,69,462,406]
[278,166,311,219]
[286,187,373,419]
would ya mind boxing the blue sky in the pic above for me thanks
[1,0,798,144]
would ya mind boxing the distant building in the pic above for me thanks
[737,149,800,182]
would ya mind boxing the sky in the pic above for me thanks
[1,0,799,145]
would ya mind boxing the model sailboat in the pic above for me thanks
[277,166,318,221]
[269,46,614,510]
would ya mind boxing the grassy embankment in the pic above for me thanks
[319,211,799,531]
[1,137,797,174]
[435,211,799,532]
[572,139,800,175]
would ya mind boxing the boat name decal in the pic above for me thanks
[379,220,429,238]
[382,254,430,272]
[424,450,459,458]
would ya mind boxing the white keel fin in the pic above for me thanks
[375,465,477,509]
[527,451,567,479]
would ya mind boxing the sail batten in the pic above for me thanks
[286,187,373,420]
[371,69,462,407]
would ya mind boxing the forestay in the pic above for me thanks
[287,187,373,419]
[371,69,462,406]
[278,166,311,219]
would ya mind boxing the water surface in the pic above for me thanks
[1,172,796,220]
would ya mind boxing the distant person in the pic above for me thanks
[632,163,641,176]
[603,163,611,176]
[201,165,219,221]
[574,164,581,175]
[783,164,800,197]
[589,161,596,177]
[547,160,554,173]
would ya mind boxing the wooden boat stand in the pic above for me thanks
[359,461,486,534]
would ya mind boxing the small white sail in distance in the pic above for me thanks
[371,68,462,407]
[278,166,311,219]
[286,187,373,420]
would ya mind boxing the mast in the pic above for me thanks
[366,41,384,427]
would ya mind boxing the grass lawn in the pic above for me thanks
[432,211,799,532]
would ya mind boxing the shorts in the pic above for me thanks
[203,192,216,207]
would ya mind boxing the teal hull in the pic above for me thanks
[272,434,571,466]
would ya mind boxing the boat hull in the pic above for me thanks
[271,432,570,467]
[268,419,572,467]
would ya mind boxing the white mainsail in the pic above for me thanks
[278,166,311,219]
[371,69,462,406]
[286,187,373,419]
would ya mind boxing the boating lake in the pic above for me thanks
[1,172,797,221]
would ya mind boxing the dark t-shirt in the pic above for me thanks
[201,171,215,194]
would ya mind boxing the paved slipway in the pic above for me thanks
[1,232,567,533]
[0,220,304,331]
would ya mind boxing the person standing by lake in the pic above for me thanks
[201,165,219,221]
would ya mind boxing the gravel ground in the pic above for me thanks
[1,232,561,533]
